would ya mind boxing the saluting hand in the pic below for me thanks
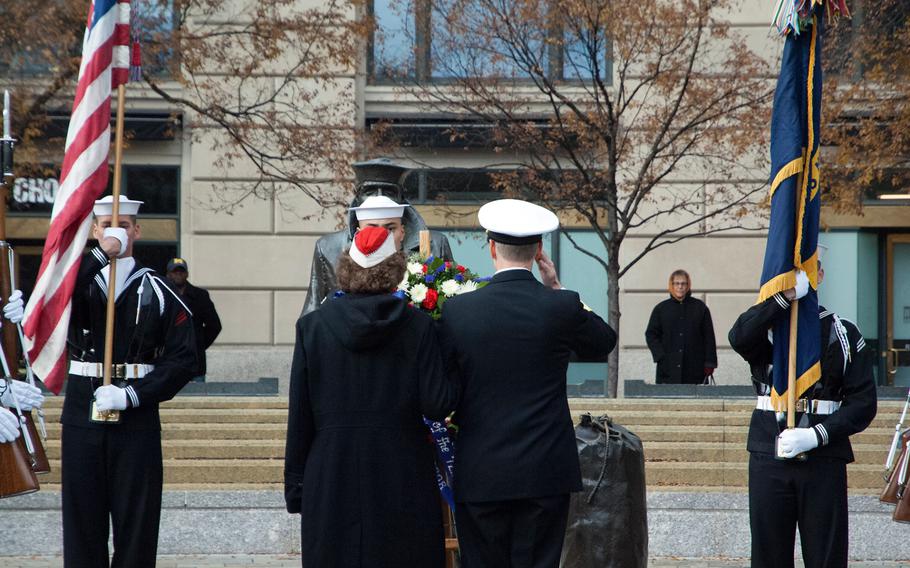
[100,227,128,259]
[536,251,562,290]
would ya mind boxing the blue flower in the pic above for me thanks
[426,255,435,264]
[454,274,464,283]
[435,264,446,274]
[391,289,407,300]
[425,275,435,284]
[333,290,346,298]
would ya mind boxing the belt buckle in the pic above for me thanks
[112,364,125,380]
[795,399,809,413]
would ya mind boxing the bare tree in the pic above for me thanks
[823,0,910,210]
[372,0,775,396]
[1,0,368,215]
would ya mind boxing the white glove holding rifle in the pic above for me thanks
[3,289,24,324]
[0,406,20,443]
[0,380,43,411]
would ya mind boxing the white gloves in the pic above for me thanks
[0,406,20,443]
[793,269,810,300]
[0,380,43,411]
[93,385,128,411]
[3,289,23,324]
[103,227,128,256]
[777,427,819,459]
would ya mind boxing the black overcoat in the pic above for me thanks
[178,281,222,375]
[645,293,718,384]
[284,294,457,568]
[439,269,617,503]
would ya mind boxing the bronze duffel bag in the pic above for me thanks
[561,413,647,568]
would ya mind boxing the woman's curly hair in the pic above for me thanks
[336,250,406,294]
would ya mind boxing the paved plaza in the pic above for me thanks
[1,556,908,567]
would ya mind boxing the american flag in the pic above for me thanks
[22,0,132,394]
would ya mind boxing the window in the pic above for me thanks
[824,0,910,78]
[403,169,504,203]
[369,0,611,83]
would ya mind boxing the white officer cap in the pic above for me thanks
[93,195,144,217]
[478,199,559,245]
[349,195,408,221]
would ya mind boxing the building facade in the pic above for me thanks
[3,1,907,393]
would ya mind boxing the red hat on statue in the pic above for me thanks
[350,226,397,268]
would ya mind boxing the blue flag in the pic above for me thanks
[758,16,823,409]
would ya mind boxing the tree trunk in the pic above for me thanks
[606,250,621,398]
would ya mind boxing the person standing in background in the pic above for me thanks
[166,258,222,381]
[645,269,718,384]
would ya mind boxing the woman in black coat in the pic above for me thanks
[645,269,718,384]
[284,226,457,567]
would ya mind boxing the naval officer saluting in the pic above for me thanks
[440,199,617,568]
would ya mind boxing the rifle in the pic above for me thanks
[881,429,910,505]
[885,387,910,480]
[0,376,40,498]
[0,91,49,473]
[0,244,50,474]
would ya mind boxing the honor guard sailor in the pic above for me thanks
[440,199,617,568]
[728,254,877,568]
[300,158,454,316]
[27,195,197,567]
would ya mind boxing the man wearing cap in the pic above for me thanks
[33,195,196,567]
[300,158,453,316]
[439,199,617,568]
[166,258,222,380]
[728,253,877,567]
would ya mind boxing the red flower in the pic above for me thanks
[445,261,452,269]
[422,288,438,310]
[422,264,428,274]
[457,265,466,273]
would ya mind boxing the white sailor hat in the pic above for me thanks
[478,199,559,245]
[93,195,144,217]
[350,226,398,268]
[349,195,408,221]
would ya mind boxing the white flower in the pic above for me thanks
[440,279,461,297]
[407,261,424,276]
[457,280,478,295]
[409,283,429,303]
[397,276,409,293]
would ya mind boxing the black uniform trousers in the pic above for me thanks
[748,452,848,568]
[62,424,163,568]
[455,494,570,568]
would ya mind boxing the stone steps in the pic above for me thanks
[26,396,901,491]
[31,439,894,467]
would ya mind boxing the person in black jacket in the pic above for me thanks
[440,199,617,568]
[645,269,718,384]
[284,226,457,568]
[52,195,196,567]
[728,262,877,568]
[165,258,222,379]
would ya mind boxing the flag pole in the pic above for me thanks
[787,297,798,429]
[94,84,127,423]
